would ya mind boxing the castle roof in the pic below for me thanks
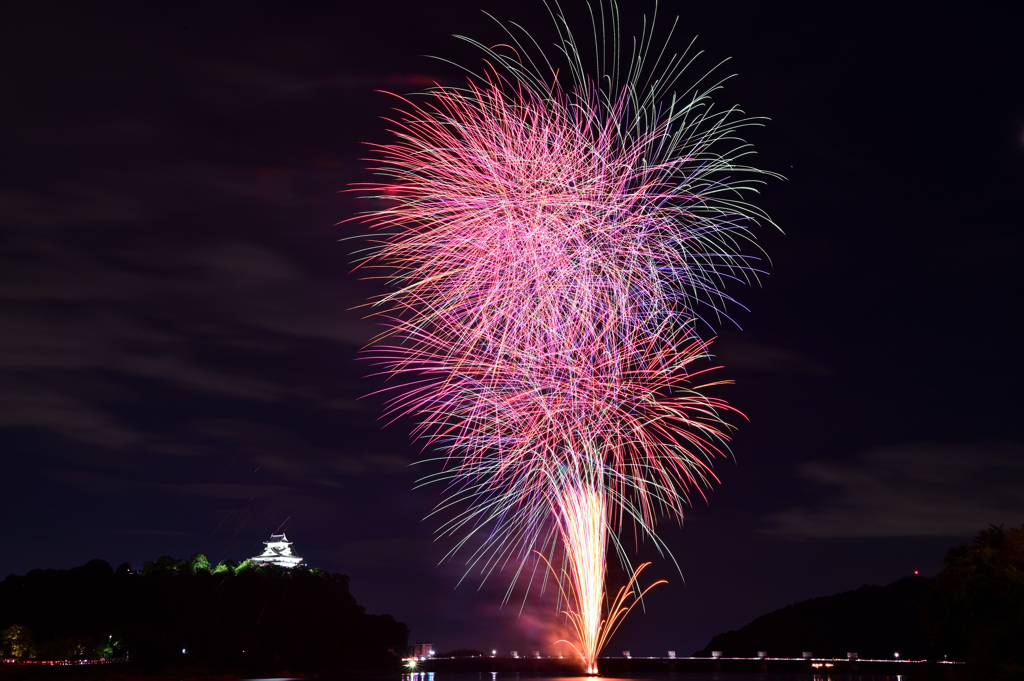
[251,532,303,568]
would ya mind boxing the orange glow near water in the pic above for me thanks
[554,484,666,674]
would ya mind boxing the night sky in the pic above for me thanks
[2,1,1023,659]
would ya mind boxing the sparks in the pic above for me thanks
[356,1,776,670]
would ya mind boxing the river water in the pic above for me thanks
[397,672,908,681]
[248,672,909,681]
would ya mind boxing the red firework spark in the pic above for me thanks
[355,2,776,668]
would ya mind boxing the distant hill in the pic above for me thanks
[0,556,408,675]
[695,575,936,659]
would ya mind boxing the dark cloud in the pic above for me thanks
[714,339,833,377]
[0,186,147,230]
[322,537,435,569]
[189,418,411,485]
[111,529,193,537]
[766,441,1024,538]
[46,468,307,503]
[0,179,372,455]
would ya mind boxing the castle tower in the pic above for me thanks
[250,532,304,568]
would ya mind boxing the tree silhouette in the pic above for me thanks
[0,557,408,674]
[923,524,1024,680]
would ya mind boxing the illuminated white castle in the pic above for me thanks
[250,532,304,568]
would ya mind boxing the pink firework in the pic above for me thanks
[357,3,775,672]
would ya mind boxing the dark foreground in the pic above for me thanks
[416,656,955,678]
[0,660,395,680]
[0,663,238,681]
[0,660,964,681]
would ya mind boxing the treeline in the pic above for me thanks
[697,524,1024,681]
[0,555,408,675]
[922,524,1024,680]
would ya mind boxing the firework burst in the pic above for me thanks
[357,1,776,671]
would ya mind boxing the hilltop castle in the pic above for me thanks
[250,532,304,568]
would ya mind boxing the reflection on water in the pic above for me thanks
[246,675,905,681]
[401,674,903,681]
[406,673,436,681]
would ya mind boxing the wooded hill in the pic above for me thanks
[696,524,1024,681]
[0,555,408,676]
[694,574,935,659]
